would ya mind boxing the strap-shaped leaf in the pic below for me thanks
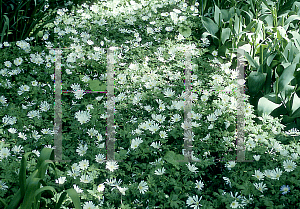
[278,63,296,93]
[214,5,222,27]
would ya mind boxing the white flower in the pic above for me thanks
[117,186,128,195]
[12,145,23,154]
[75,110,91,125]
[76,144,88,156]
[283,160,297,172]
[97,184,105,192]
[187,162,198,173]
[253,155,261,161]
[253,182,268,193]
[226,161,236,170]
[14,57,23,66]
[79,159,89,170]
[138,180,148,194]
[230,200,239,208]
[131,137,143,149]
[55,177,66,184]
[4,61,12,68]
[270,167,282,180]
[207,113,217,122]
[195,180,204,191]
[253,170,264,180]
[186,195,202,208]
[106,161,119,172]
[0,148,10,159]
[154,167,166,175]
[95,154,106,164]
[40,101,50,112]
[80,174,92,183]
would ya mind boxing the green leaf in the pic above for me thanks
[88,80,106,91]
[257,93,283,116]
[65,188,82,209]
[292,93,300,115]
[178,26,191,38]
[248,71,267,95]
[221,28,231,44]
[278,63,296,93]
[201,16,218,36]
[284,15,300,26]
[164,151,181,170]
[214,5,222,27]
[244,51,260,69]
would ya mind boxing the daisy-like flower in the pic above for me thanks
[0,148,10,159]
[149,123,160,133]
[106,161,119,172]
[154,167,166,175]
[138,180,148,194]
[75,110,91,125]
[283,160,297,172]
[79,159,89,170]
[280,185,290,195]
[82,75,90,82]
[212,50,218,56]
[67,169,80,179]
[80,174,92,183]
[184,130,195,142]
[187,162,198,173]
[253,170,264,181]
[0,180,8,190]
[159,131,167,139]
[95,154,106,164]
[76,144,88,156]
[18,132,27,140]
[83,201,98,209]
[117,185,128,195]
[207,113,217,122]
[171,114,181,123]
[32,130,42,140]
[131,137,143,150]
[150,141,162,149]
[55,177,66,184]
[230,200,239,208]
[73,184,83,193]
[226,161,236,170]
[12,145,23,154]
[163,88,175,97]
[186,195,202,209]
[264,170,273,179]
[253,182,268,193]
[40,101,50,112]
[195,180,204,191]
[223,177,232,187]
[87,128,99,138]
[20,85,30,91]
[97,183,105,192]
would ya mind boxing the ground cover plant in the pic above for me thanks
[1,0,300,208]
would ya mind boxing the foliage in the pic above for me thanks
[1,0,300,208]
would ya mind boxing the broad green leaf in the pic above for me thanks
[22,178,42,209]
[285,15,300,26]
[234,14,242,35]
[221,28,231,44]
[214,5,222,27]
[257,94,282,116]
[88,80,105,91]
[278,63,296,93]
[178,26,191,38]
[201,16,218,36]
[243,20,256,32]
[244,51,260,69]
[292,93,300,115]
[248,71,267,95]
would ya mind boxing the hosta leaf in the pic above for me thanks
[221,28,231,44]
[257,93,282,116]
[278,63,296,93]
[214,5,222,27]
[201,16,218,36]
[248,71,267,95]
[178,26,191,38]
